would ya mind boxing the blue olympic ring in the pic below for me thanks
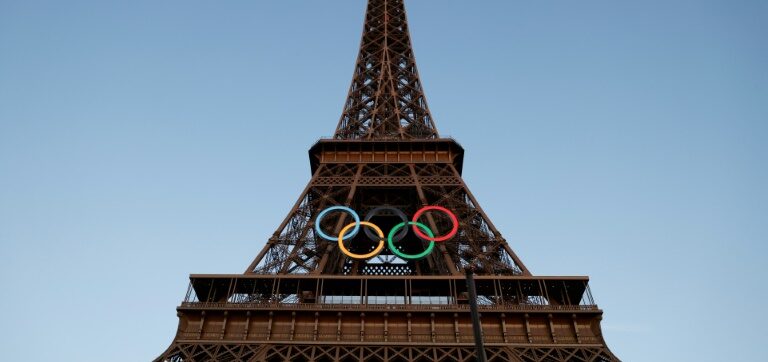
[314,206,361,241]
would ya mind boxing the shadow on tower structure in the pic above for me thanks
[156,1,621,361]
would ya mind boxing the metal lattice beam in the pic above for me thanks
[335,0,438,140]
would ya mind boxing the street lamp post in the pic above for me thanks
[465,267,488,362]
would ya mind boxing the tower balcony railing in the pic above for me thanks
[179,300,598,312]
[180,274,598,310]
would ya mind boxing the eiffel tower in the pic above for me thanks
[156,0,620,361]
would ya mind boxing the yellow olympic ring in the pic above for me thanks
[337,221,385,259]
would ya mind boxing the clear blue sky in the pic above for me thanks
[1,0,765,361]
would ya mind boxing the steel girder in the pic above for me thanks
[157,343,618,362]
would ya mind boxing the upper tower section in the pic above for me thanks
[334,0,439,140]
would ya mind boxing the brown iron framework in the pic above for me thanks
[335,0,437,140]
[156,0,620,361]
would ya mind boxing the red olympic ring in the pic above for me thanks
[411,206,459,242]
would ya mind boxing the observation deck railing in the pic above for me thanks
[179,301,598,312]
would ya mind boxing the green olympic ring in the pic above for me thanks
[387,221,435,260]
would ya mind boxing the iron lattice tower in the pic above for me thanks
[156,1,620,361]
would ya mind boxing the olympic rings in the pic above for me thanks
[338,221,385,259]
[314,205,458,260]
[314,206,360,241]
[388,221,435,260]
[411,205,459,242]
